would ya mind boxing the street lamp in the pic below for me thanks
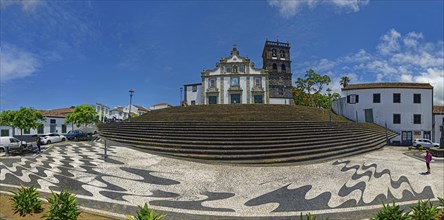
[327,89,332,128]
[128,89,134,122]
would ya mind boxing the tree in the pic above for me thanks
[65,104,99,128]
[0,110,17,135]
[13,107,45,136]
[340,76,350,88]
[293,69,333,108]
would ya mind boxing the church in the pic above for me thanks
[184,40,293,105]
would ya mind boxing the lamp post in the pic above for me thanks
[128,89,134,122]
[327,89,332,128]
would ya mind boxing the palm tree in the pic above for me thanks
[340,76,350,88]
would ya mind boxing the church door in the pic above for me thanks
[231,94,241,104]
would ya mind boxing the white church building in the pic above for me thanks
[184,41,293,105]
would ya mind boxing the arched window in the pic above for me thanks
[272,63,277,70]
[280,50,285,58]
[272,49,277,57]
[281,64,286,72]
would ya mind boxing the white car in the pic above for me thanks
[40,133,66,145]
[413,139,440,149]
[0,136,32,153]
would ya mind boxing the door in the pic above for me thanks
[364,109,374,123]
[402,131,413,145]
[423,131,431,140]
[231,94,241,104]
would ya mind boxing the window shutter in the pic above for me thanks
[356,95,359,103]
[347,95,350,103]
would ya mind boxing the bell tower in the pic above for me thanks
[262,40,293,103]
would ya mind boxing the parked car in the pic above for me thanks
[0,137,32,153]
[40,133,66,145]
[65,130,89,141]
[413,139,440,149]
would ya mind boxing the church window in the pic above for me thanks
[272,63,277,70]
[280,50,285,58]
[233,65,238,73]
[279,88,284,95]
[192,85,197,92]
[209,96,217,104]
[226,66,232,73]
[231,77,239,87]
[281,64,286,72]
[255,78,261,87]
[272,49,277,57]
[239,65,245,73]
[254,95,263,104]
[221,66,225,73]
[210,79,216,88]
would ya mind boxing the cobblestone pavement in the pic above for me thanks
[1,141,443,219]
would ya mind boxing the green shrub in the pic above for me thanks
[126,203,166,220]
[438,197,444,207]
[296,212,328,220]
[410,200,438,220]
[11,185,42,216]
[371,201,411,220]
[44,190,80,220]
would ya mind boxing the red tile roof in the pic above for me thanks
[342,83,433,91]
[433,106,444,114]
[38,107,74,117]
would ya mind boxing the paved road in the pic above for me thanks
[1,141,443,219]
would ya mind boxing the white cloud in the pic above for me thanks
[377,29,401,55]
[1,0,44,12]
[267,0,368,17]
[0,43,40,83]
[298,28,444,104]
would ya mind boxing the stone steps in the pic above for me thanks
[98,121,396,164]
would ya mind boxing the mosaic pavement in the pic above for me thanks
[0,141,443,219]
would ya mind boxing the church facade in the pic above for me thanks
[184,40,293,105]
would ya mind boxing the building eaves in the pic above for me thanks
[342,83,433,91]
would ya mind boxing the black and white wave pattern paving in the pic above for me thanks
[1,143,442,217]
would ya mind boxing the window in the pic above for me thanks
[414,94,421,103]
[272,63,277,70]
[239,65,245,73]
[393,114,401,124]
[254,95,263,104]
[210,79,215,88]
[226,66,232,73]
[414,114,421,124]
[192,85,197,92]
[231,94,241,104]
[208,96,217,104]
[1,129,9,137]
[280,50,285,58]
[373,93,381,103]
[50,119,56,124]
[62,124,67,133]
[37,124,44,134]
[347,94,359,104]
[393,93,401,103]
[255,78,261,87]
[279,88,284,95]
[231,77,239,87]
[24,128,30,134]
[191,100,196,105]
[281,64,286,72]
[272,49,277,57]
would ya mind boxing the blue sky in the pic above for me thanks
[1,0,443,110]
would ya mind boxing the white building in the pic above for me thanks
[433,106,444,144]
[109,104,149,120]
[332,83,433,145]
[149,103,173,110]
[95,103,111,122]
[184,83,202,106]
[0,107,75,137]
[109,106,128,120]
